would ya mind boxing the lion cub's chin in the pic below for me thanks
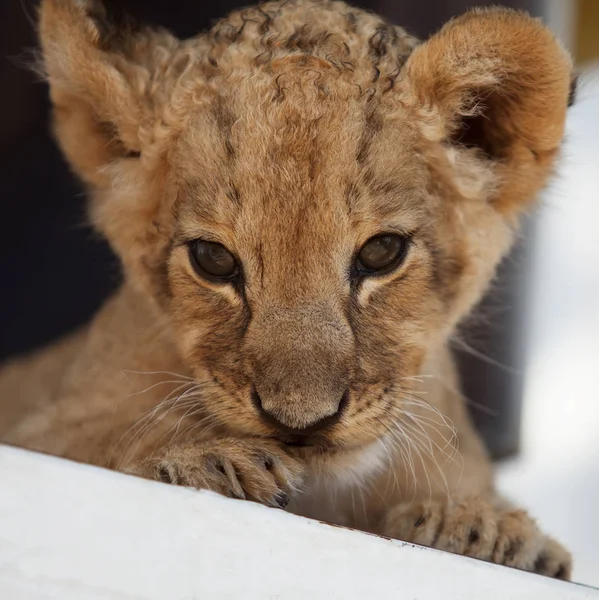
[289,438,387,487]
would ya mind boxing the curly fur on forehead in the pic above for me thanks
[66,0,419,153]
[201,1,418,83]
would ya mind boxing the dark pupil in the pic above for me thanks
[194,241,236,277]
[359,235,402,271]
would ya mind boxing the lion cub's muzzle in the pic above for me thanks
[244,302,354,444]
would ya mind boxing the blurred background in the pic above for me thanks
[0,0,597,586]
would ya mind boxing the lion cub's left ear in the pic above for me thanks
[401,8,574,215]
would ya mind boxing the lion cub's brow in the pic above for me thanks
[172,105,430,247]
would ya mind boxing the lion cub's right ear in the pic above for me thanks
[39,0,172,187]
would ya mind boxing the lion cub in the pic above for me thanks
[0,0,574,579]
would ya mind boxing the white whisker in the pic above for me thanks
[121,369,195,382]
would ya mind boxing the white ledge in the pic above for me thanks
[0,444,596,600]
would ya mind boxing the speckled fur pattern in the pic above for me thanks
[0,0,574,579]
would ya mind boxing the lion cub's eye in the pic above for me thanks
[189,240,238,281]
[356,234,408,274]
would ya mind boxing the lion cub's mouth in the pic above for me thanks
[279,434,365,456]
[280,434,326,448]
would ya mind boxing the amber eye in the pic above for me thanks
[356,234,408,274]
[189,240,238,281]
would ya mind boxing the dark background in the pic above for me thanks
[0,0,543,458]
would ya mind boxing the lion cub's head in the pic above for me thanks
[39,0,572,461]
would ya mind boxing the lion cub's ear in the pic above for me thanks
[38,0,177,187]
[402,8,573,214]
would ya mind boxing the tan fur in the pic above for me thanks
[0,0,573,579]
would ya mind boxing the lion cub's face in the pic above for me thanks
[168,78,447,451]
[40,1,571,461]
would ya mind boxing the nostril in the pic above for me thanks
[251,386,348,435]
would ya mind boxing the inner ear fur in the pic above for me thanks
[38,0,173,186]
[402,8,573,214]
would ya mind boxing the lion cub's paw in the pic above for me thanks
[128,439,304,509]
[381,499,571,580]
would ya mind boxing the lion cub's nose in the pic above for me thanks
[251,387,348,434]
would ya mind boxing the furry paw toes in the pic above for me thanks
[490,511,571,579]
[381,499,571,579]
[128,439,303,508]
[382,499,498,559]
[528,536,572,580]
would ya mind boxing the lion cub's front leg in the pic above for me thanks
[127,439,304,509]
[381,498,571,580]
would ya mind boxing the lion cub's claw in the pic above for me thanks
[129,439,303,509]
